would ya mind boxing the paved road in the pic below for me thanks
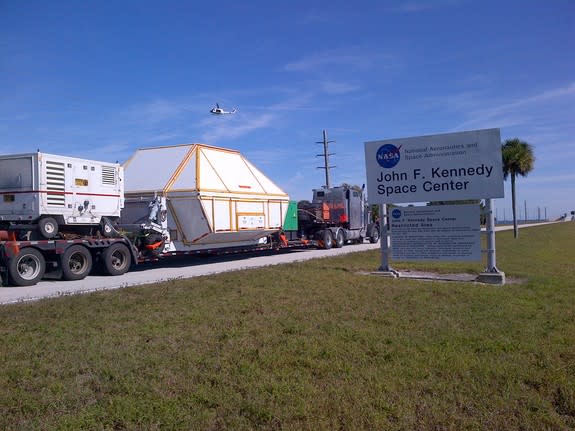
[0,243,381,304]
[0,221,560,305]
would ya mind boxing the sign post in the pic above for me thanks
[378,203,399,276]
[364,128,506,284]
[477,198,505,284]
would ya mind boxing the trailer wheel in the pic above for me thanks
[8,248,46,286]
[369,227,380,244]
[334,229,345,248]
[61,245,93,281]
[101,243,131,276]
[321,230,333,250]
[38,217,58,239]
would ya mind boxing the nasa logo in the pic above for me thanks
[376,144,401,168]
[392,208,402,219]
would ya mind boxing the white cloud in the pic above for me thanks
[142,132,183,144]
[0,114,28,122]
[244,148,291,167]
[391,0,463,14]
[201,113,276,143]
[130,100,179,120]
[451,82,575,132]
[319,80,362,95]
[267,94,315,111]
[125,99,196,124]
[395,2,436,13]
[66,142,134,164]
[284,49,376,72]
[520,172,575,186]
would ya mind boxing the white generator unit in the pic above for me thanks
[0,152,124,238]
[121,143,290,253]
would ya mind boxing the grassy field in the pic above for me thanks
[1,223,574,430]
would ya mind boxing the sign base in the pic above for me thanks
[476,271,506,285]
[372,269,400,278]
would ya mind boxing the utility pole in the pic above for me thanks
[316,129,335,189]
[538,206,541,221]
[524,200,528,223]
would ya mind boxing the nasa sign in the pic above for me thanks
[364,128,504,204]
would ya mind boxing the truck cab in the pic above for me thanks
[297,184,379,248]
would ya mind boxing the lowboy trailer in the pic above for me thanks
[0,229,291,287]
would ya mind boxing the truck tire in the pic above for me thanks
[8,248,46,286]
[101,243,132,276]
[334,229,345,248]
[320,229,333,250]
[369,227,380,244]
[61,245,93,281]
[38,217,59,239]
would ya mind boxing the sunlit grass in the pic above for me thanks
[1,223,574,430]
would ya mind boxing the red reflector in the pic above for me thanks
[239,185,251,189]
[145,241,164,250]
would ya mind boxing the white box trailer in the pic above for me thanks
[0,152,124,238]
[121,143,290,253]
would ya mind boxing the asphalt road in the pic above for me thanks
[0,221,561,305]
[0,242,381,304]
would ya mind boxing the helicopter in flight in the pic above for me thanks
[210,103,237,115]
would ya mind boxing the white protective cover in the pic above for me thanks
[123,144,289,250]
[0,152,123,224]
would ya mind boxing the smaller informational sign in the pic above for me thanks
[390,205,481,261]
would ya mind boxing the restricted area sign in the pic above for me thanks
[364,128,504,204]
[390,205,481,261]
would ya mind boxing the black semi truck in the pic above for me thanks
[293,184,380,249]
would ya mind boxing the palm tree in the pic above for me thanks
[502,138,535,238]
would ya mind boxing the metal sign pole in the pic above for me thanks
[378,203,399,277]
[477,198,505,284]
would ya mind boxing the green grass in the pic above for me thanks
[1,223,574,430]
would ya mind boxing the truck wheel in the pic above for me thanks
[334,229,345,248]
[61,245,93,281]
[38,217,59,239]
[101,243,132,276]
[321,230,333,250]
[8,248,46,286]
[369,227,380,244]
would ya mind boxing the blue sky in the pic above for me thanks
[1,0,574,219]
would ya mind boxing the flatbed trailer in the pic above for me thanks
[0,232,318,287]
